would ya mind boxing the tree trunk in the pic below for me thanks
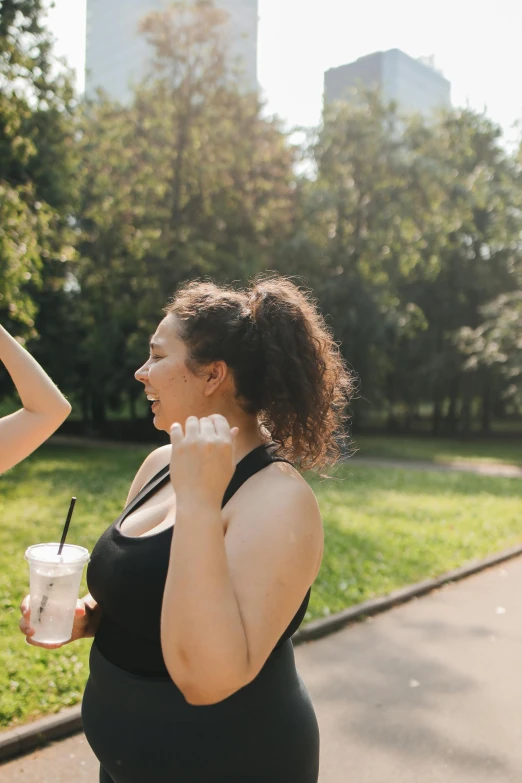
[403,406,414,432]
[432,393,443,435]
[480,374,492,435]
[460,395,472,438]
[446,377,459,436]
[385,372,398,433]
[81,390,90,426]
[129,391,137,422]
[90,392,106,435]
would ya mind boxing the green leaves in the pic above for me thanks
[66,2,298,426]
[459,292,522,404]
[0,182,46,328]
[1,2,522,433]
[0,0,77,341]
[296,93,522,431]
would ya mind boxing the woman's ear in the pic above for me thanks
[203,361,228,396]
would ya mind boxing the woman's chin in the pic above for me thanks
[152,412,166,431]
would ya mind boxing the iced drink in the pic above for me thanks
[25,543,90,644]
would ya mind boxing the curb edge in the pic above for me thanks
[0,705,82,763]
[293,543,522,645]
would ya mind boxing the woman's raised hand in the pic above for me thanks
[169,415,239,509]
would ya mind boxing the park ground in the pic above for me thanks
[0,434,521,729]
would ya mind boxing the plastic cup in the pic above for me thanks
[24,543,90,645]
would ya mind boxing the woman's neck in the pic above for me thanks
[195,395,267,463]
[231,416,267,464]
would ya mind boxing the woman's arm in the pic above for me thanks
[160,417,323,706]
[0,325,71,473]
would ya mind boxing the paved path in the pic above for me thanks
[2,557,522,782]
[354,455,522,479]
[0,734,97,782]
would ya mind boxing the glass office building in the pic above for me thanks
[324,49,451,118]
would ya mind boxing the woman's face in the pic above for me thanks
[135,315,210,432]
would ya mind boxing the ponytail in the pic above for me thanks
[165,275,354,469]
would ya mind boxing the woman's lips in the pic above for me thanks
[151,400,160,412]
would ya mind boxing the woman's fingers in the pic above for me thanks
[184,416,200,441]
[172,415,237,445]
[19,615,34,637]
[199,416,217,440]
[74,600,86,615]
[19,612,61,647]
[209,414,232,441]
[19,597,85,647]
[170,422,183,449]
[25,638,63,649]
[19,595,33,636]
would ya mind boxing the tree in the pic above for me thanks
[459,292,522,410]
[287,94,433,428]
[71,0,297,430]
[402,109,522,433]
[287,96,522,434]
[0,0,77,332]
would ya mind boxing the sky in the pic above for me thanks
[47,0,522,144]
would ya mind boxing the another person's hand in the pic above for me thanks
[19,595,90,649]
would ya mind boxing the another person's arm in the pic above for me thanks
[0,325,71,473]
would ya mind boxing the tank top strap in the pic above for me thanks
[221,443,292,508]
[115,464,171,528]
[116,443,290,526]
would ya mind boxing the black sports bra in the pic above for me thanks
[87,444,312,678]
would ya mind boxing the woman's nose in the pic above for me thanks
[135,363,149,382]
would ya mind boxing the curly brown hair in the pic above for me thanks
[164,275,354,470]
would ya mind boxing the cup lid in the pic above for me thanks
[25,543,90,566]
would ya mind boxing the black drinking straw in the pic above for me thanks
[58,497,76,556]
[37,497,78,623]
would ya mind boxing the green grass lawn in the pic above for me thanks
[353,434,522,467]
[1,443,521,729]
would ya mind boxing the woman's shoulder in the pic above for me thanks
[225,460,324,580]
[228,458,322,531]
[125,444,172,506]
[143,443,172,472]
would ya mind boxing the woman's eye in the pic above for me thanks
[150,354,162,361]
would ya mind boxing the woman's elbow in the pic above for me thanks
[167,665,244,706]
[58,398,72,419]
[179,680,238,706]
[49,399,72,427]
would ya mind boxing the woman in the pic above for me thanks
[20,276,354,783]
[0,324,71,474]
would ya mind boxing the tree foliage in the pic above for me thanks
[1,0,522,436]
[0,0,77,336]
[68,1,297,428]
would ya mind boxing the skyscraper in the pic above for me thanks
[85,0,258,103]
[324,49,451,118]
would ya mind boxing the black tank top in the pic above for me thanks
[87,444,312,678]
